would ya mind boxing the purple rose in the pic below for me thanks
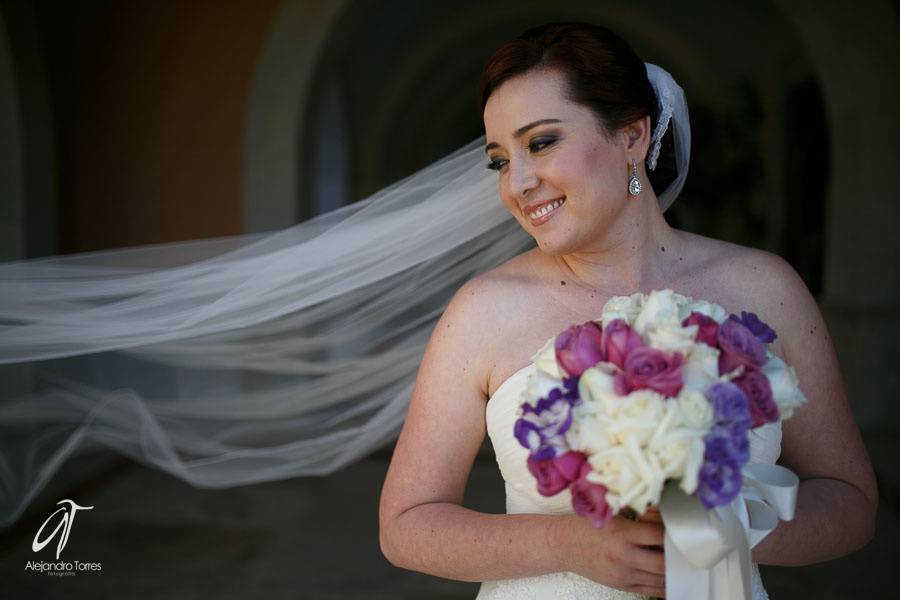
[734,369,779,428]
[706,382,752,431]
[570,463,612,528]
[729,311,777,344]
[717,318,767,375]
[682,312,720,348]
[600,319,643,369]
[527,451,586,497]
[555,321,605,377]
[696,456,744,509]
[623,346,684,397]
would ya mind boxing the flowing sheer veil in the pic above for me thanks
[0,64,689,525]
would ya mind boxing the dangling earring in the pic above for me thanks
[628,159,642,196]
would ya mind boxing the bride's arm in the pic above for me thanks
[379,277,664,595]
[744,254,878,565]
[378,276,564,581]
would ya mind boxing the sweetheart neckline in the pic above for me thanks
[487,363,535,407]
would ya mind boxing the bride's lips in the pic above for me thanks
[523,197,566,226]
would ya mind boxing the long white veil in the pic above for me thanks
[0,64,689,526]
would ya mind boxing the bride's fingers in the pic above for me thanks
[626,520,665,547]
[638,512,663,524]
[627,546,666,575]
[624,566,665,591]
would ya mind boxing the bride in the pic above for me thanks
[378,22,877,598]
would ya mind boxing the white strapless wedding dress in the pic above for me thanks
[476,363,780,600]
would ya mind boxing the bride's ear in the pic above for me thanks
[619,115,651,162]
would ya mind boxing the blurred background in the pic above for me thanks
[0,0,898,598]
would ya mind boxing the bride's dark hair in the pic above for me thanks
[478,22,676,196]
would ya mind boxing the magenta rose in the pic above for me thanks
[555,322,605,377]
[527,451,586,497]
[600,319,643,369]
[623,346,684,397]
[717,318,767,375]
[570,463,612,528]
[682,312,720,348]
[733,369,779,428]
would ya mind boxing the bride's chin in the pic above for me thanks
[532,233,577,257]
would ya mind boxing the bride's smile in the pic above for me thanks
[524,196,566,225]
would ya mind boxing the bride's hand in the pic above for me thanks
[556,513,666,598]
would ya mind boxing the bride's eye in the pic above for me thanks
[486,157,508,171]
[528,137,557,153]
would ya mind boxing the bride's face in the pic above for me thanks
[483,68,633,255]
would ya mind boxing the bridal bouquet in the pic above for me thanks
[513,289,806,533]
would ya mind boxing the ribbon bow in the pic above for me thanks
[659,464,799,600]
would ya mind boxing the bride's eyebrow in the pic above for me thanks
[484,118,563,153]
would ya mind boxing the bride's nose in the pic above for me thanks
[508,158,539,199]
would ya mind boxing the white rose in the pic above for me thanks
[586,445,654,513]
[607,389,666,446]
[682,298,728,324]
[673,387,714,430]
[600,292,644,327]
[762,353,807,419]
[532,336,563,379]
[634,289,688,336]
[681,344,721,391]
[566,413,615,454]
[649,426,701,476]
[646,322,698,353]
[578,364,623,414]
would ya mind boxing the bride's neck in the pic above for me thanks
[555,195,680,296]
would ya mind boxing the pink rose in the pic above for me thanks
[682,312,720,348]
[623,346,684,397]
[527,451,586,496]
[555,322,605,377]
[601,319,643,369]
[733,368,779,428]
[570,463,612,528]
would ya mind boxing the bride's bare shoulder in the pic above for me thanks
[678,230,802,290]
[433,249,544,391]
[448,249,544,329]
[677,230,815,355]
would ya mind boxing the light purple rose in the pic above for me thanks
[696,455,744,509]
[698,382,752,508]
[729,311,777,344]
[555,321,605,377]
[717,318,767,375]
[704,425,750,465]
[527,451,586,497]
[600,319,643,369]
[622,346,684,397]
[706,381,752,431]
[570,463,612,528]
[682,312,720,348]
[734,369,779,428]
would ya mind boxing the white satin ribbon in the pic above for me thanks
[658,464,799,600]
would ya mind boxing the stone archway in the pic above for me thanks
[0,1,56,260]
[242,0,348,233]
